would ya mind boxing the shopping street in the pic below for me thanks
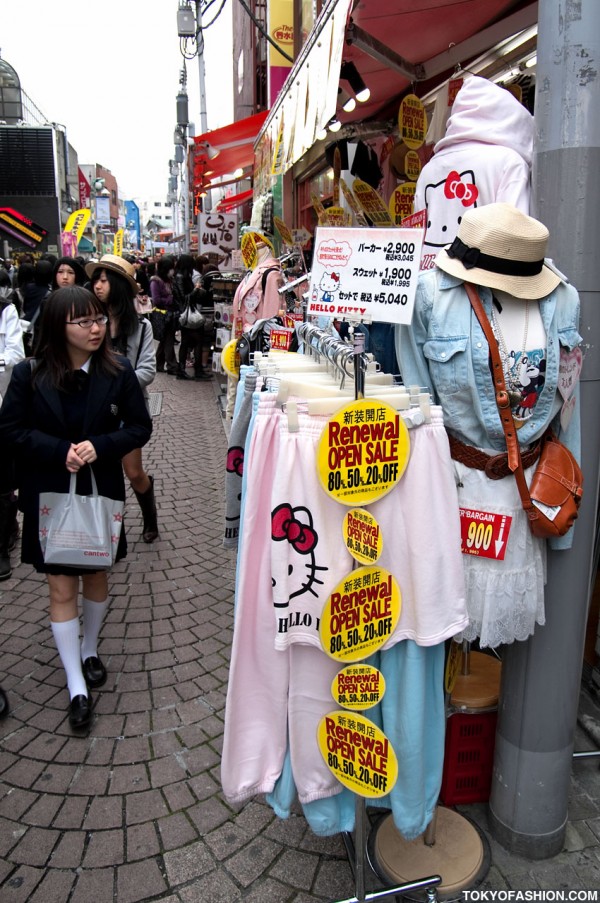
[0,373,599,902]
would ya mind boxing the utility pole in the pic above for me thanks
[195,1,208,135]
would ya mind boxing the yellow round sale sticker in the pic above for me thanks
[444,639,463,695]
[343,508,383,565]
[221,339,240,378]
[318,710,398,798]
[320,565,401,663]
[331,664,386,711]
[317,399,410,506]
[398,93,427,150]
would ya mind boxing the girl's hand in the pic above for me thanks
[71,440,98,467]
[66,444,86,473]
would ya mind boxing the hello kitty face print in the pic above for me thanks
[271,502,328,640]
[423,169,479,249]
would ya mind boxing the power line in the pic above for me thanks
[235,0,293,63]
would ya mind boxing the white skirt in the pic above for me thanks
[453,458,547,648]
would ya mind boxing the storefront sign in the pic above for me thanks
[398,94,427,149]
[317,710,399,797]
[459,508,512,561]
[0,206,48,246]
[351,180,394,227]
[405,151,422,181]
[113,228,124,257]
[274,215,294,246]
[60,231,78,257]
[388,183,417,225]
[64,208,91,243]
[308,226,424,325]
[320,565,401,663]
[340,180,369,227]
[343,508,382,565]
[317,399,410,505]
[78,167,91,209]
[319,206,351,227]
[331,664,386,711]
[199,212,239,266]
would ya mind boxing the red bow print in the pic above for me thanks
[226,446,244,477]
[272,503,317,554]
[444,170,478,207]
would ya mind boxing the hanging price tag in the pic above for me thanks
[459,508,512,560]
[331,664,386,711]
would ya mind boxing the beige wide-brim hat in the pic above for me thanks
[85,254,139,296]
[436,202,561,300]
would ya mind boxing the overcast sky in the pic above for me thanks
[1,0,234,200]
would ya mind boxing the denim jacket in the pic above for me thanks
[395,269,582,548]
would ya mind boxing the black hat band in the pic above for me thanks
[447,237,544,277]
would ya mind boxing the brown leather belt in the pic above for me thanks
[448,434,542,481]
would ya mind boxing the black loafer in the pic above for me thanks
[82,656,107,688]
[69,694,91,730]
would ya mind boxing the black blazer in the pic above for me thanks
[0,356,152,512]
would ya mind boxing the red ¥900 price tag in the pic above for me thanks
[459,508,512,561]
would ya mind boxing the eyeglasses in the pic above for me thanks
[66,316,109,329]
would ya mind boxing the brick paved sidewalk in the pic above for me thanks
[1,372,599,902]
[0,374,355,903]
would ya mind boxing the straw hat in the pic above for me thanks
[85,254,139,295]
[436,203,561,300]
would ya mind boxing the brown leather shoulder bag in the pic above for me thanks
[464,283,583,539]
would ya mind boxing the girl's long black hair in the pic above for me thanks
[33,286,121,390]
[90,268,139,339]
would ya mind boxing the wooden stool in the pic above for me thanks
[451,650,502,711]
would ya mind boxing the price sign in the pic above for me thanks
[317,711,398,798]
[459,508,512,561]
[343,508,382,565]
[307,226,424,325]
[332,664,386,711]
[320,565,401,663]
[317,399,410,506]
[270,327,293,351]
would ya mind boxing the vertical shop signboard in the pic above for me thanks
[316,397,411,799]
[199,212,239,267]
[307,226,424,325]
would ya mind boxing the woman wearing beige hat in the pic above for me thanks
[85,255,159,543]
[396,203,582,649]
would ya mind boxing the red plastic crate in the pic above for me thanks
[439,709,498,805]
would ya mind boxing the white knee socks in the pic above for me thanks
[51,618,87,700]
[81,597,109,661]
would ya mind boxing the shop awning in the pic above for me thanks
[258,0,538,174]
[193,110,269,190]
[215,189,254,212]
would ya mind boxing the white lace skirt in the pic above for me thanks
[453,459,547,648]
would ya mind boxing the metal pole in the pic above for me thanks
[489,0,600,858]
[196,0,208,134]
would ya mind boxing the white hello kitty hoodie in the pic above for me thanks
[415,76,534,264]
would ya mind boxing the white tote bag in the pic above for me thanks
[39,470,124,569]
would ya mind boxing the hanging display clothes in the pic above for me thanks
[395,209,582,648]
[221,391,468,839]
[232,257,283,333]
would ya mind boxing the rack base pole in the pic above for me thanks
[370,807,489,899]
